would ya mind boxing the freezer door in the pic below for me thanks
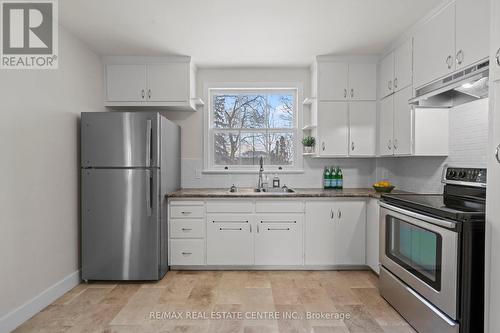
[82,168,160,280]
[81,112,159,168]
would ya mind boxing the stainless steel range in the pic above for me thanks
[379,166,486,333]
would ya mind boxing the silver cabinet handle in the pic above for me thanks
[267,228,290,231]
[181,211,192,215]
[330,209,334,219]
[146,170,152,217]
[141,89,145,99]
[388,139,392,150]
[394,139,398,150]
[181,228,192,231]
[146,119,152,167]
[181,252,192,255]
[496,48,500,67]
[148,89,152,99]
[350,88,354,98]
[338,209,342,219]
[257,224,260,233]
[322,142,325,151]
[344,89,347,98]
[388,80,392,91]
[219,227,242,231]
[394,78,398,89]
[496,144,500,163]
[249,224,252,233]
[456,50,464,65]
[446,55,453,69]
[351,142,355,151]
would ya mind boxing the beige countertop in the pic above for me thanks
[166,187,408,199]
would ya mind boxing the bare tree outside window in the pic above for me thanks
[211,90,296,168]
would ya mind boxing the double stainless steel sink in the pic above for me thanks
[228,186,296,195]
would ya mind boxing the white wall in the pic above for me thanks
[376,98,489,193]
[0,26,104,329]
[163,67,377,189]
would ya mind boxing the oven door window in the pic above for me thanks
[386,215,442,291]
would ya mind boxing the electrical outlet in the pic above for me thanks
[195,169,202,179]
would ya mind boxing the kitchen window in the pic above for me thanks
[205,87,300,172]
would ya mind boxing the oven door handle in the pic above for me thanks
[379,202,456,229]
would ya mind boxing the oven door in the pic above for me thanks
[379,202,459,320]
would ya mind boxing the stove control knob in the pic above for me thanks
[459,171,467,178]
[448,170,457,178]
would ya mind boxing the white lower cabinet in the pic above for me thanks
[254,214,303,265]
[206,215,254,265]
[170,239,205,265]
[305,200,366,266]
[366,199,380,274]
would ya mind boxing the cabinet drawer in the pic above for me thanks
[206,200,253,213]
[170,219,204,238]
[255,201,304,213]
[170,239,205,265]
[170,205,204,218]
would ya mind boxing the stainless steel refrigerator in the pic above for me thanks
[81,112,180,281]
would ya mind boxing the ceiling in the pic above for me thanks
[60,0,443,67]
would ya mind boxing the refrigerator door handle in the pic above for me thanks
[146,119,152,167]
[146,170,152,217]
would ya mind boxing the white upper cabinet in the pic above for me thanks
[317,102,349,156]
[316,59,376,101]
[455,0,490,70]
[414,0,490,88]
[394,39,413,92]
[393,86,413,156]
[349,63,377,101]
[147,63,189,102]
[318,62,349,101]
[379,52,395,98]
[104,56,200,111]
[106,65,147,102]
[379,95,394,156]
[349,102,377,156]
[379,38,412,98]
[414,3,456,88]
[492,0,500,82]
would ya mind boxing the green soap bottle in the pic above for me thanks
[323,167,330,189]
[337,167,343,189]
[332,166,338,189]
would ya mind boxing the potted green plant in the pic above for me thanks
[302,136,316,154]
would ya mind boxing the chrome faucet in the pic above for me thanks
[257,157,264,190]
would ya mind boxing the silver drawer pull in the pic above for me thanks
[181,252,192,255]
[181,211,192,215]
[212,220,248,223]
[220,227,243,231]
[267,228,290,231]
[496,48,500,66]
[338,209,342,219]
[181,228,192,231]
[260,221,296,224]
[495,144,500,164]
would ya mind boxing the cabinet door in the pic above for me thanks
[106,64,146,102]
[379,52,395,98]
[317,62,349,101]
[455,0,490,70]
[255,215,303,265]
[413,3,455,88]
[394,38,413,91]
[348,63,377,101]
[334,201,366,265]
[366,199,380,274]
[492,0,500,82]
[379,95,394,156]
[206,215,254,265]
[317,102,349,156]
[393,86,413,155]
[349,102,376,156]
[147,63,189,102]
[305,201,337,265]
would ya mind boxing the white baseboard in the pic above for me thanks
[0,270,81,333]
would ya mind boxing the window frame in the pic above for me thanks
[203,82,304,174]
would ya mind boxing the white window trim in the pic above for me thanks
[203,82,304,174]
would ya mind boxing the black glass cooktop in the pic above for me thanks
[381,193,486,223]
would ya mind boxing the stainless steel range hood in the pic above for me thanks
[409,60,489,108]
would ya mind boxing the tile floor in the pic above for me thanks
[14,270,415,333]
